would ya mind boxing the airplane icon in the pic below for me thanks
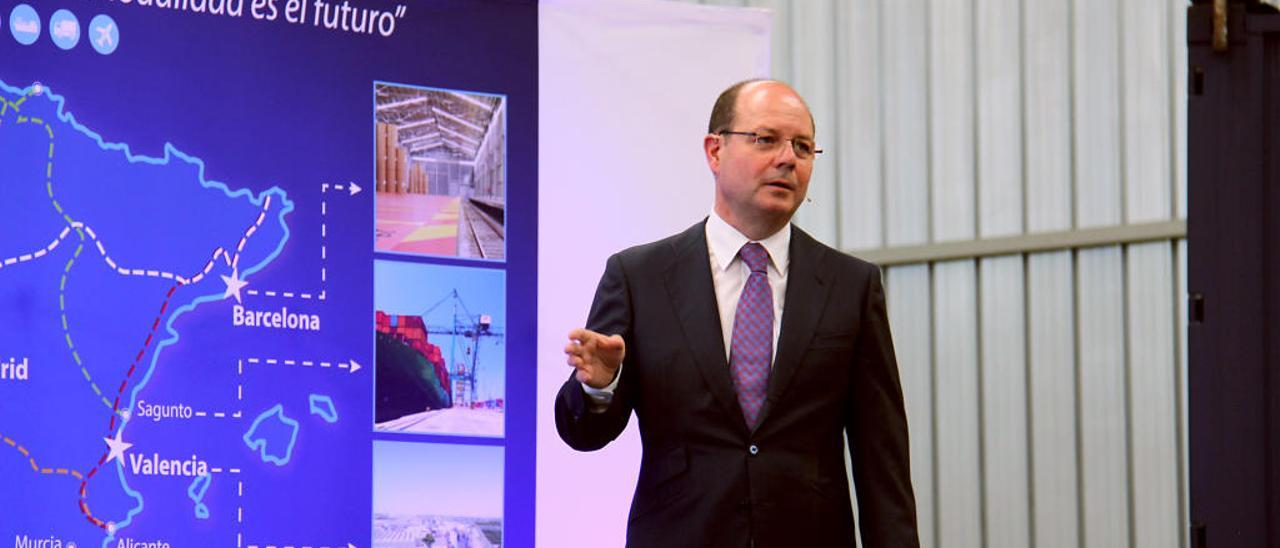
[87,14,118,54]
[94,21,114,48]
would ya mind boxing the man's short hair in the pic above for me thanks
[707,78,816,136]
[708,78,768,134]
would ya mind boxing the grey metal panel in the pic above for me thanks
[978,255,1030,547]
[1171,0,1188,221]
[1023,0,1073,233]
[882,0,930,246]
[976,0,1025,238]
[854,220,1184,266]
[845,435,862,548]
[789,0,839,245]
[746,0,792,83]
[1073,0,1122,228]
[1077,245,1131,547]
[933,260,983,548]
[1126,242,1180,548]
[886,264,936,548]
[1176,238,1188,548]
[835,0,884,250]
[1122,0,1173,223]
[928,0,976,242]
[686,3,1192,548]
[1028,251,1080,548]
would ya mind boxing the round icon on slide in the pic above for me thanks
[88,14,118,55]
[49,9,79,50]
[9,4,40,46]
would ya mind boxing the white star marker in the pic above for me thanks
[104,429,133,465]
[222,270,249,304]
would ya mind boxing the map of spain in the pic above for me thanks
[0,79,368,547]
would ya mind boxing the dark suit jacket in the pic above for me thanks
[555,220,919,547]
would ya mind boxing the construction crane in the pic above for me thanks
[421,289,503,408]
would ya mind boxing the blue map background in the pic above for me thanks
[0,0,538,546]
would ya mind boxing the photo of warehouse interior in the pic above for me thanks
[374,83,506,260]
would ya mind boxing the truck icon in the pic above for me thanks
[52,19,78,40]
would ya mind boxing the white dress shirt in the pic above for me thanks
[583,212,791,407]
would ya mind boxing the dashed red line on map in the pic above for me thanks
[78,283,180,530]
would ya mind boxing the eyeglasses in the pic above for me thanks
[719,130,823,160]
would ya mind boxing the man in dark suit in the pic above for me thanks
[556,79,919,547]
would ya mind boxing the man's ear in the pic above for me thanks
[703,134,722,175]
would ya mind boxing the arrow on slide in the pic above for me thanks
[247,182,360,302]
[323,181,362,196]
[244,542,357,548]
[242,357,363,374]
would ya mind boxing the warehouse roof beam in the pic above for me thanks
[448,91,495,112]
[410,141,444,152]
[439,125,481,147]
[376,96,429,111]
[400,133,443,145]
[432,107,486,134]
[396,118,437,132]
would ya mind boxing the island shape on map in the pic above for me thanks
[243,404,301,466]
[309,393,340,423]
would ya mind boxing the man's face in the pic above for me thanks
[706,82,815,232]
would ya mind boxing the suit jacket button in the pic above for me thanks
[748,444,759,455]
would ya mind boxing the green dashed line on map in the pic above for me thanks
[12,110,119,414]
[1,94,22,117]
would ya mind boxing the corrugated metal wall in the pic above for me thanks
[677,1,1190,546]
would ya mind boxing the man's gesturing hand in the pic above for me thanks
[565,328,625,389]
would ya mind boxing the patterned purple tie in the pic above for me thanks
[730,242,773,430]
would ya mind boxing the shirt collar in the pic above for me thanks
[705,210,791,274]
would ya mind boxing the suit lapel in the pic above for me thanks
[664,221,743,429]
[757,227,832,429]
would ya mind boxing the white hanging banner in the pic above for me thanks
[537,0,772,545]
